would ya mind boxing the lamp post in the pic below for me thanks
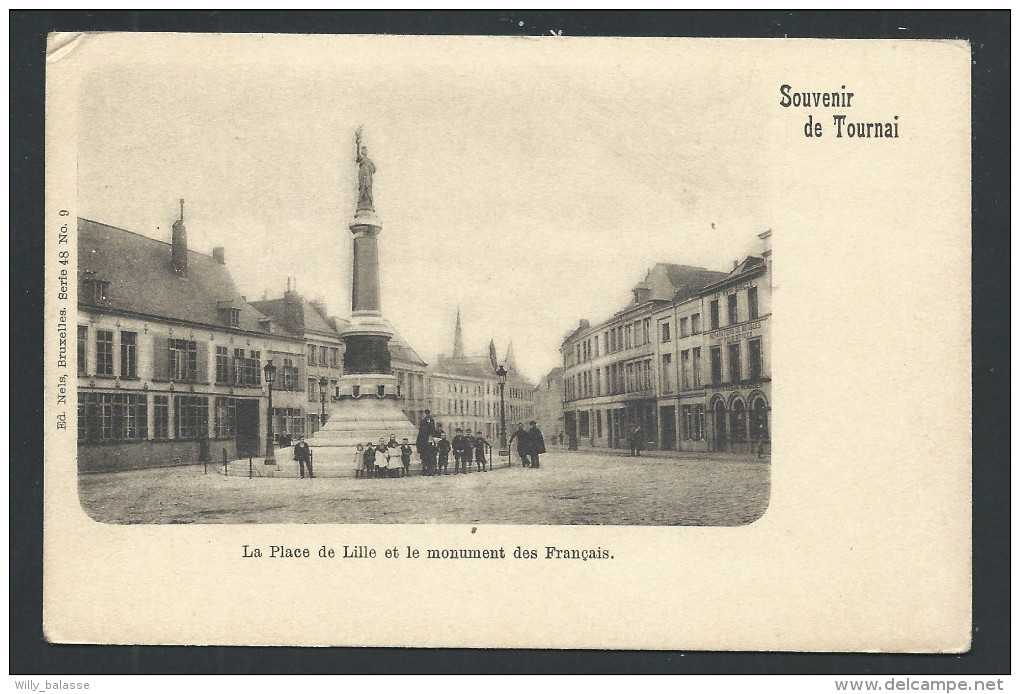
[263,359,277,465]
[318,375,329,429]
[496,364,508,464]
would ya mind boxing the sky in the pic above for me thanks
[76,35,773,382]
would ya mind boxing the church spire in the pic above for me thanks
[452,306,465,358]
[504,340,519,373]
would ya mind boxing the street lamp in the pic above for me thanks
[318,375,329,428]
[496,364,508,463]
[263,359,277,465]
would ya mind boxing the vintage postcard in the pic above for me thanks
[44,33,971,649]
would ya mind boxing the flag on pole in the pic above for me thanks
[489,339,499,373]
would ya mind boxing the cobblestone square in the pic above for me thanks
[79,450,770,526]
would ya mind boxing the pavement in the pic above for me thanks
[78,450,770,526]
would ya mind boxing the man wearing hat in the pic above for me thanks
[416,409,437,462]
[293,437,313,478]
[526,421,546,469]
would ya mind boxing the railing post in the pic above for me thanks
[249,458,253,479]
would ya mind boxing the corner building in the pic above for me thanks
[76,216,306,472]
[561,232,771,455]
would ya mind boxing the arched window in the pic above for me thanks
[749,395,769,441]
[729,398,747,442]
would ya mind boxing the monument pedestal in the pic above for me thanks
[305,374,418,476]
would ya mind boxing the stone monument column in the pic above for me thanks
[305,129,419,474]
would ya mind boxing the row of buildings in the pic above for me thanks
[556,231,772,455]
[76,210,534,472]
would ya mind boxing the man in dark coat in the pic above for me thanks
[526,421,545,469]
[474,431,488,472]
[628,424,643,457]
[416,409,436,460]
[293,437,313,478]
[508,423,529,467]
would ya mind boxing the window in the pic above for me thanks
[77,326,88,374]
[214,397,237,438]
[661,322,671,343]
[710,347,722,385]
[77,393,87,441]
[232,349,261,387]
[710,300,720,329]
[320,345,329,366]
[229,308,240,327]
[596,410,602,438]
[692,347,702,388]
[681,405,692,440]
[728,293,738,325]
[215,346,230,384]
[691,313,701,334]
[748,286,759,319]
[595,367,601,396]
[728,342,741,383]
[281,357,298,390]
[95,330,114,376]
[679,317,688,338]
[748,339,763,381]
[603,332,609,355]
[118,332,137,378]
[79,392,148,442]
[81,274,109,304]
[624,325,632,349]
[593,337,599,358]
[307,344,316,365]
[661,354,673,393]
[154,395,169,439]
[579,410,590,437]
[174,396,208,439]
[642,318,651,345]
[680,350,690,390]
[644,359,653,389]
[169,339,198,381]
[693,404,705,440]
[308,378,317,402]
[330,347,340,367]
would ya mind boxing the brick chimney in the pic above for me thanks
[171,199,187,277]
[212,246,225,264]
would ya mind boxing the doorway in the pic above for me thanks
[660,406,676,451]
[235,399,260,458]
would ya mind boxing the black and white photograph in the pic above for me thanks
[71,36,772,526]
[41,31,975,652]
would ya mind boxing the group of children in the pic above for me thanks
[419,428,491,476]
[355,435,413,478]
[354,429,492,478]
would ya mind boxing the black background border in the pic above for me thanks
[10,10,1009,675]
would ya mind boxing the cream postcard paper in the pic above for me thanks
[45,34,970,649]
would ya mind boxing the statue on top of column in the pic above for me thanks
[355,126,376,212]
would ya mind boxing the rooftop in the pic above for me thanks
[78,218,279,335]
